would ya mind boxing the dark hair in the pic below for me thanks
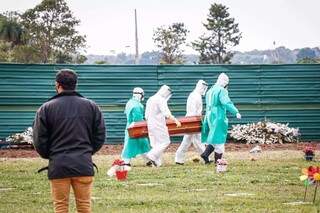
[55,69,78,90]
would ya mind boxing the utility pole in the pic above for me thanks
[272,41,280,64]
[134,9,139,64]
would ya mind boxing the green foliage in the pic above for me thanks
[271,59,284,64]
[53,52,87,64]
[297,48,316,61]
[74,54,87,64]
[0,41,11,62]
[0,151,319,212]
[21,0,86,63]
[0,0,86,64]
[11,45,41,63]
[297,57,320,64]
[94,60,108,64]
[54,51,73,64]
[153,23,189,64]
[0,12,25,46]
[193,3,241,64]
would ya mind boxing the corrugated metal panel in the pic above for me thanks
[157,64,320,141]
[0,64,159,142]
[0,63,319,143]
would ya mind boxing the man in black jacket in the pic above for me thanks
[33,69,105,213]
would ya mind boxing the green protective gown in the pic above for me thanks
[121,98,151,159]
[201,84,239,145]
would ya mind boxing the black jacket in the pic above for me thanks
[33,91,106,179]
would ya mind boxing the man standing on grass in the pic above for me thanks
[33,69,105,213]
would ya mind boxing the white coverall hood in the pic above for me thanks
[132,87,144,102]
[194,80,208,96]
[156,85,172,101]
[216,73,229,88]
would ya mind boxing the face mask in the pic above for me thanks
[133,92,144,102]
[202,86,208,96]
[165,93,172,102]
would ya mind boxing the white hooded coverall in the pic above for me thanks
[175,80,208,164]
[145,85,173,166]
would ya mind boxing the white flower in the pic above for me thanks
[6,127,33,144]
[230,121,299,144]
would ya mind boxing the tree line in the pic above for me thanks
[0,0,318,64]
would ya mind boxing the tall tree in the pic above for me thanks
[153,23,188,64]
[0,12,25,46]
[21,0,86,63]
[192,3,241,64]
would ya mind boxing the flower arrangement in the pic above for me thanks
[230,121,300,144]
[303,146,315,161]
[6,127,33,144]
[216,159,228,173]
[300,166,320,203]
[107,159,131,181]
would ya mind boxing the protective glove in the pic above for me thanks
[169,115,181,127]
[175,118,182,128]
[236,113,242,120]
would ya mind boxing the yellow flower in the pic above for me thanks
[314,173,320,181]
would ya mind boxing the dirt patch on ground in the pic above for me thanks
[0,142,319,158]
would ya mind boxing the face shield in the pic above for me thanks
[158,85,172,101]
[165,92,172,102]
[196,80,208,96]
[132,87,144,101]
[216,73,229,88]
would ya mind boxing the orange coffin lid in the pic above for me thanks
[127,116,202,138]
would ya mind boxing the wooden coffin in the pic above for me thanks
[127,116,202,138]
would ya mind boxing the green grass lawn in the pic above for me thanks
[1,150,320,213]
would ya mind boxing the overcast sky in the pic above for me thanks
[1,0,319,55]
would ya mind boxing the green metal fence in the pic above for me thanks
[0,63,319,143]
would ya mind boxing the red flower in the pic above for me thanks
[303,146,315,156]
[112,159,125,166]
[307,166,320,177]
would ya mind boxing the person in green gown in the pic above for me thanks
[201,73,242,164]
[121,87,151,166]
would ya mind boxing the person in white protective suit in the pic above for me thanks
[175,80,208,165]
[145,85,181,167]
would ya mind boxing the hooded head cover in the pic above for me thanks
[195,80,208,96]
[132,87,144,101]
[216,73,229,88]
[157,85,172,101]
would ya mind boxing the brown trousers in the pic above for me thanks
[50,176,94,213]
